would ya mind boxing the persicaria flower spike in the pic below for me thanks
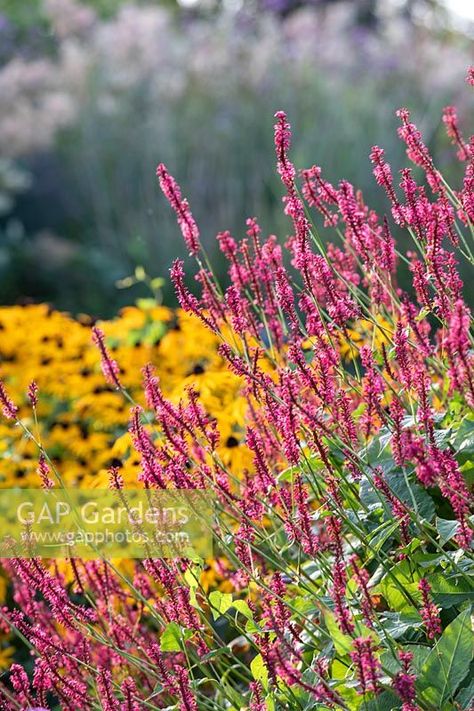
[92,326,122,389]
[108,465,124,490]
[27,380,38,408]
[9,663,33,706]
[0,379,18,419]
[274,111,295,188]
[442,106,470,161]
[170,259,217,332]
[249,681,266,711]
[97,667,117,711]
[396,108,441,191]
[350,637,381,695]
[444,299,474,406]
[37,454,54,489]
[120,676,141,711]
[392,651,418,711]
[301,166,339,226]
[157,163,200,255]
[370,145,403,222]
[418,578,442,638]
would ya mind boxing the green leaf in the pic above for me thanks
[359,428,393,464]
[361,689,401,710]
[360,468,434,522]
[278,456,324,483]
[324,611,376,656]
[251,654,269,691]
[429,573,474,608]
[380,612,422,639]
[199,646,232,662]
[324,611,353,655]
[375,559,421,613]
[456,672,474,709]
[208,590,233,620]
[136,297,157,310]
[183,564,202,608]
[292,595,316,616]
[381,645,430,675]
[460,461,474,488]
[330,661,362,708]
[352,402,366,420]
[386,471,435,522]
[264,696,276,711]
[416,306,431,322]
[331,659,351,681]
[419,608,474,706]
[245,617,262,634]
[436,517,460,544]
[452,417,474,455]
[143,321,167,345]
[408,645,432,673]
[160,622,192,652]
[232,599,254,620]
[277,466,296,483]
[369,519,405,552]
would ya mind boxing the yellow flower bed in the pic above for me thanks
[0,303,252,491]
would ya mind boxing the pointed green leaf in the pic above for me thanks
[324,611,353,655]
[436,518,460,544]
[419,608,474,706]
[456,672,474,709]
[361,689,401,710]
[209,590,233,620]
[251,654,269,691]
[160,621,192,652]
[429,573,474,608]
[232,599,254,620]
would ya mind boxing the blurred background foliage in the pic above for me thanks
[0,0,472,315]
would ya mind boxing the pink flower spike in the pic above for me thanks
[444,299,474,406]
[108,466,124,490]
[249,681,266,711]
[9,663,33,706]
[392,651,418,711]
[37,454,54,489]
[442,106,470,161]
[301,166,339,226]
[170,259,217,332]
[91,326,122,390]
[274,111,295,188]
[157,163,200,255]
[97,667,117,711]
[350,637,381,695]
[418,578,442,638]
[27,381,39,409]
[0,379,18,420]
[120,676,141,711]
[396,108,441,192]
[370,146,403,218]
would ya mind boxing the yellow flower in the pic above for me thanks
[0,645,15,670]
